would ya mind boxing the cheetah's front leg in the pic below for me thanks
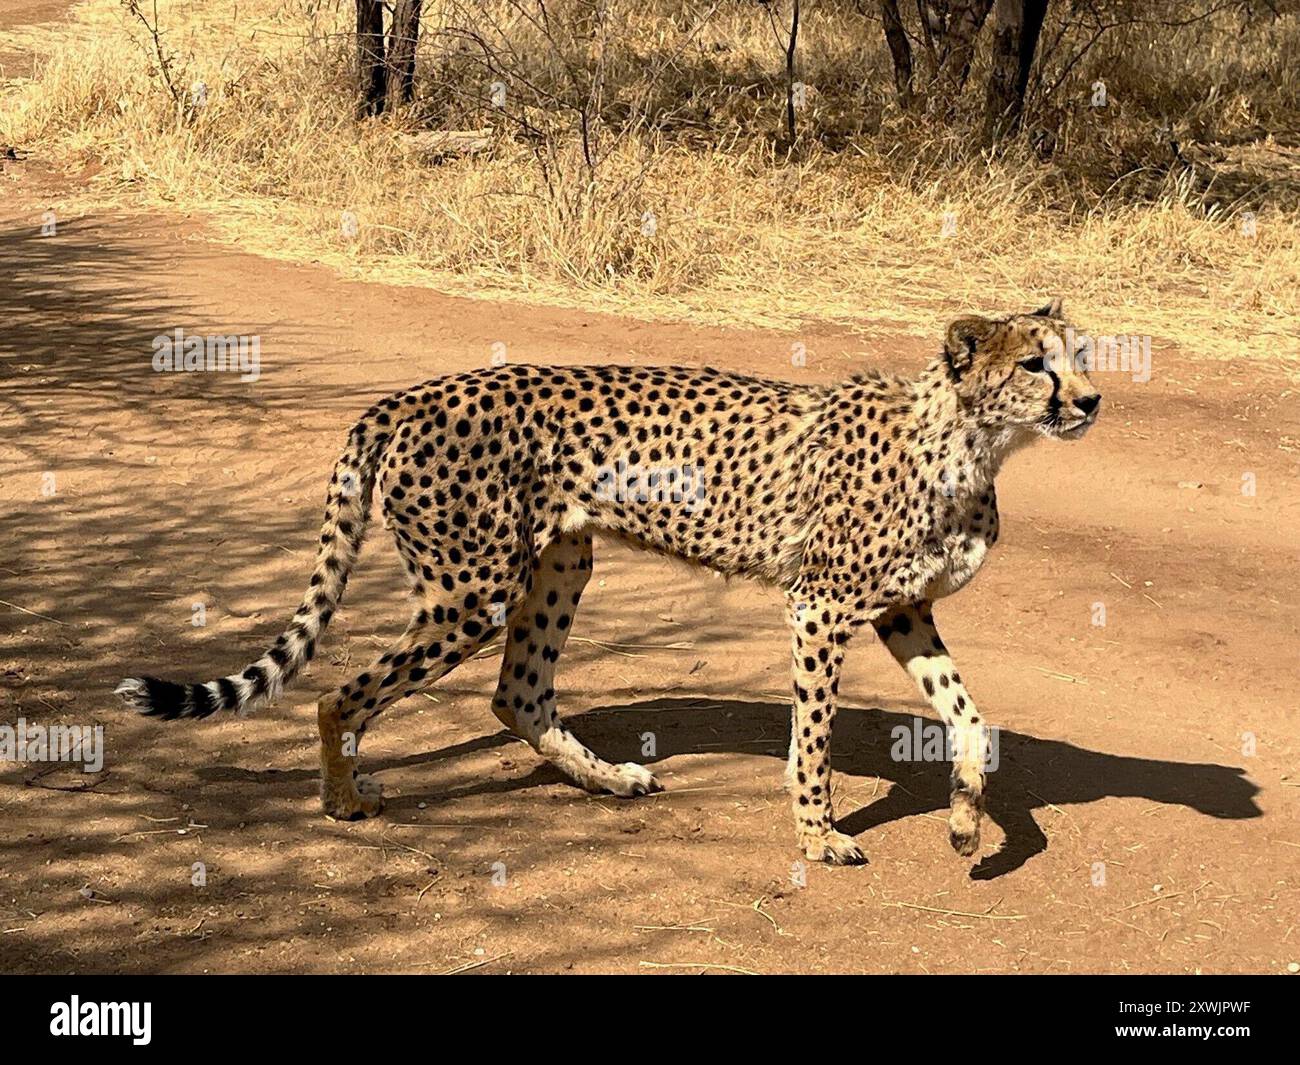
[874,602,990,857]
[786,595,865,865]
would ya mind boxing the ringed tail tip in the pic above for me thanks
[115,676,218,720]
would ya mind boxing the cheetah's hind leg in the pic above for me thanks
[491,533,661,797]
[318,584,517,821]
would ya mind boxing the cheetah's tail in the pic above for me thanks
[115,415,390,720]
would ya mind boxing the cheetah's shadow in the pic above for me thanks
[546,697,1261,880]
[198,696,1261,881]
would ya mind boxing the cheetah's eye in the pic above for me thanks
[1018,356,1047,374]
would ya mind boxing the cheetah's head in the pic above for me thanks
[943,298,1101,441]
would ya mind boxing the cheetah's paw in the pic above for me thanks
[321,773,385,821]
[800,828,867,866]
[604,762,662,798]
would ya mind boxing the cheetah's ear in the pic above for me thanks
[1033,296,1064,319]
[944,316,996,377]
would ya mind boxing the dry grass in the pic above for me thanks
[5,0,1298,359]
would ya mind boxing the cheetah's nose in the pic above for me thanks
[1073,394,1101,417]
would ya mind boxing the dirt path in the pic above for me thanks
[0,0,69,80]
[2,33,1299,969]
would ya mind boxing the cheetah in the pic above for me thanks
[118,299,1100,865]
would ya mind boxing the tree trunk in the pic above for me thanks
[916,0,945,73]
[1015,0,1048,106]
[983,0,1048,143]
[983,0,1024,141]
[785,0,801,141]
[927,0,995,117]
[879,0,915,108]
[387,0,423,111]
[356,0,387,117]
